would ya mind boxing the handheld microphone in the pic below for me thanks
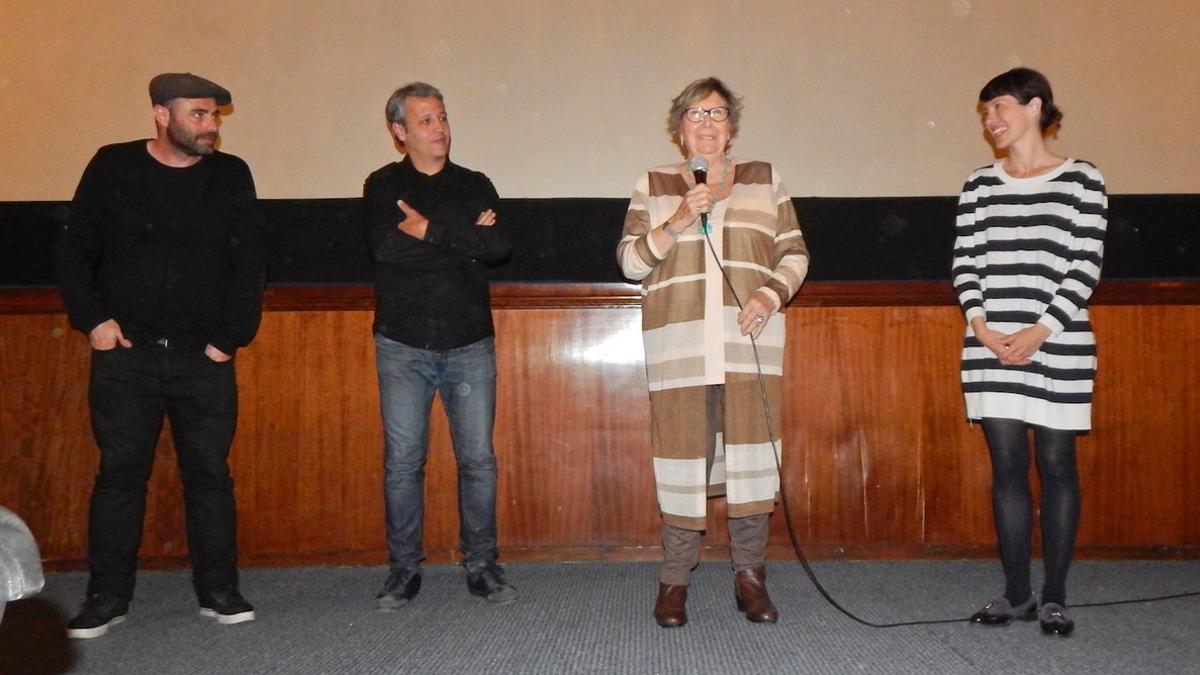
[688,156,710,232]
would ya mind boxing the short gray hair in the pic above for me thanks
[666,76,743,144]
[385,82,444,126]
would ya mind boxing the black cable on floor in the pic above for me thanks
[1073,592,1200,608]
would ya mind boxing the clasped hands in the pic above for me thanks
[974,320,1051,366]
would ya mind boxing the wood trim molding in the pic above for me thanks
[3,279,1197,314]
[36,543,1200,572]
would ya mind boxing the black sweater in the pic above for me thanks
[363,157,510,350]
[57,141,264,356]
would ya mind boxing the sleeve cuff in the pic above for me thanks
[207,335,240,358]
[645,230,665,261]
[757,287,783,313]
[422,220,440,244]
[76,313,111,337]
[1037,315,1065,337]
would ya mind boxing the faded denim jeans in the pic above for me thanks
[374,334,499,573]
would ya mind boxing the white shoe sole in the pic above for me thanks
[470,587,519,605]
[67,614,125,639]
[375,596,410,611]
[199,608,256,625]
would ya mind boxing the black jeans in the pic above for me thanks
[86,346,240,600]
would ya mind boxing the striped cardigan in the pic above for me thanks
[618,159,809,529]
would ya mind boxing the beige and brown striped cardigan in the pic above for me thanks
[617,159,809,530]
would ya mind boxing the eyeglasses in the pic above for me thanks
[683,106,730,123]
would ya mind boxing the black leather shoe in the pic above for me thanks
[1039,602,1075,636]
[654,583,688,627]
[970,595,1037,625]
[466,562,518,604]
[198,587,256,625]
[734,567,779,623]
[67,593,129,639]
[375,569,422,611]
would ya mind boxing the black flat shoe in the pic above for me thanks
[1038,602,1075,636]
[970,595,1037,625]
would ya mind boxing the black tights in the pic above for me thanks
[981,418,1081,607]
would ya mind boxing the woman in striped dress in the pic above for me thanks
[953,68,1107,637]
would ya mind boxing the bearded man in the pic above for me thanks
[57,72,264,638]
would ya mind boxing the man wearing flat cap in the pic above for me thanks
[57,72,263,638]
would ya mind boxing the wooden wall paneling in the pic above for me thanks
[0,315,92,563]
[1182,307,1200,548]
[1184,307,1200,548]
[232,310,391,564]
[1081,306,1200,551]
[493,307,661,554]
[907,309,996,554]
[784,308,870,546]
[780,306,988,555]
[3,286,1198,570]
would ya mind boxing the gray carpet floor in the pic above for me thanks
[2,560,1198,674]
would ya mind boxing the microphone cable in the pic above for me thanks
[697,224,1200,628]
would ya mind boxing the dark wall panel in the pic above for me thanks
[4,195,1197,287]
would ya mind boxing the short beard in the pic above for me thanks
[167,119,218,156]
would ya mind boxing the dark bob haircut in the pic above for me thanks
[979,67,1063,132]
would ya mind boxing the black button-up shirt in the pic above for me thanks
[363,157,510,350]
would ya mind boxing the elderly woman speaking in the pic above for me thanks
[617,77,809,627]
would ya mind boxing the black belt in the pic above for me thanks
[136,336,207,353]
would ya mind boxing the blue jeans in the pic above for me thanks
[375,334,499,573]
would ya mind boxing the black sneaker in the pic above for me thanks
[375,569,422,611]
[466,562,518,604]
[67,593,129,639]
[198,587,256,625]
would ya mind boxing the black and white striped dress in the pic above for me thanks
[953,159,1108,431]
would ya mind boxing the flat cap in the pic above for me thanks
[149,72,232,106]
